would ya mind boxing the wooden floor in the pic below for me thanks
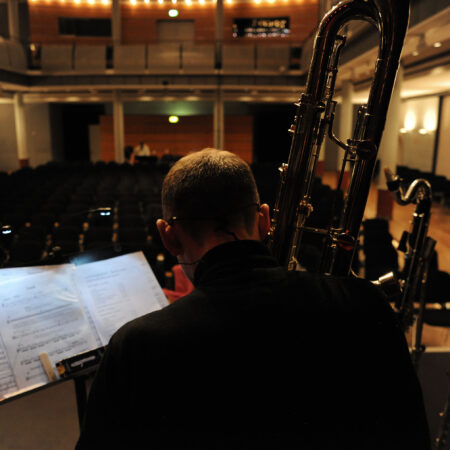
[323,171,450,348]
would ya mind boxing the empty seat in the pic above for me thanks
[2,213,27,229]
[118,204,141,216]
[118,214,144,228]
[17,225,48,242]
[118,227,148,244]
[8,240,45,266]
[50,240,81,257]
[52,226,80,244]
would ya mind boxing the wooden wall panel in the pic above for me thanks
[29,4,112,44]
[100,114,253,162]
[29,1,318,45]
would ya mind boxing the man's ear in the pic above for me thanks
[156,219,184,256]
[257,204,271,241]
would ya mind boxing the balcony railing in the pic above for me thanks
[0,40,303,75]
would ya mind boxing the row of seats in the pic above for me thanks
[396,165,450,204]
[361,217,450,305]
[0,40,296,73]
[0,161,177,277]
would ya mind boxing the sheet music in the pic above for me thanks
[0,265,65,284]
[73,252,169,345]
[0,267,99,396]
[0,334,17,399]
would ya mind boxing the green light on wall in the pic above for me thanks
[169,115,179,124]
[168,9,179,17]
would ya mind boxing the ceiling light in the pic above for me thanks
[433,42,442,48]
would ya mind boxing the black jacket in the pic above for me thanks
[76,240,429,449]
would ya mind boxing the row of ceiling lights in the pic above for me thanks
[29,0,293,5]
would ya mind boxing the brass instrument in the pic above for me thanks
[385,169,436,368]
[268,0,410,275]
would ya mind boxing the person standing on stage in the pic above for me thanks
[76,148,430,450]
[134,140,151,157]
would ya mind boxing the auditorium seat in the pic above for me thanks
[7,240,45,267]
[118,214,144,228]
[51,226,81,244]
[118,204,141,216]
[58,213,88,229]
[362,218,399,280]
[1,212,28,230]
[118,227,148,245]
[83,227,113,248]
[17,225,48,242]
[50,240,81,258]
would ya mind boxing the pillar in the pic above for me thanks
[337,80,353,190]
[14,93,29,167]
[112,0,121,47]
[376,65,403,220]
[113,91,125,163]
[7,0,20,42]
[215,0,224,67]
[213,90,224,150]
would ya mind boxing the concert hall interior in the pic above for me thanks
[0,0,449,448]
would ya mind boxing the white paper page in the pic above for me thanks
[0,265,69,285]
[0,267,100,396]
[73,252,169,345]
[0,334,18,399]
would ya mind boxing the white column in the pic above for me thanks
[337,80,354,170]
[113,92,125,163]
[7,0,20,42]
[377,64,403,188]
[13,93,29,166]
[213,90,224,150]
[375,65,403,219]
[112,0,121,47]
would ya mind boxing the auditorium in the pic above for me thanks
[0,0,449,448]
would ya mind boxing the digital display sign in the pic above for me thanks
[232,17,290,38]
